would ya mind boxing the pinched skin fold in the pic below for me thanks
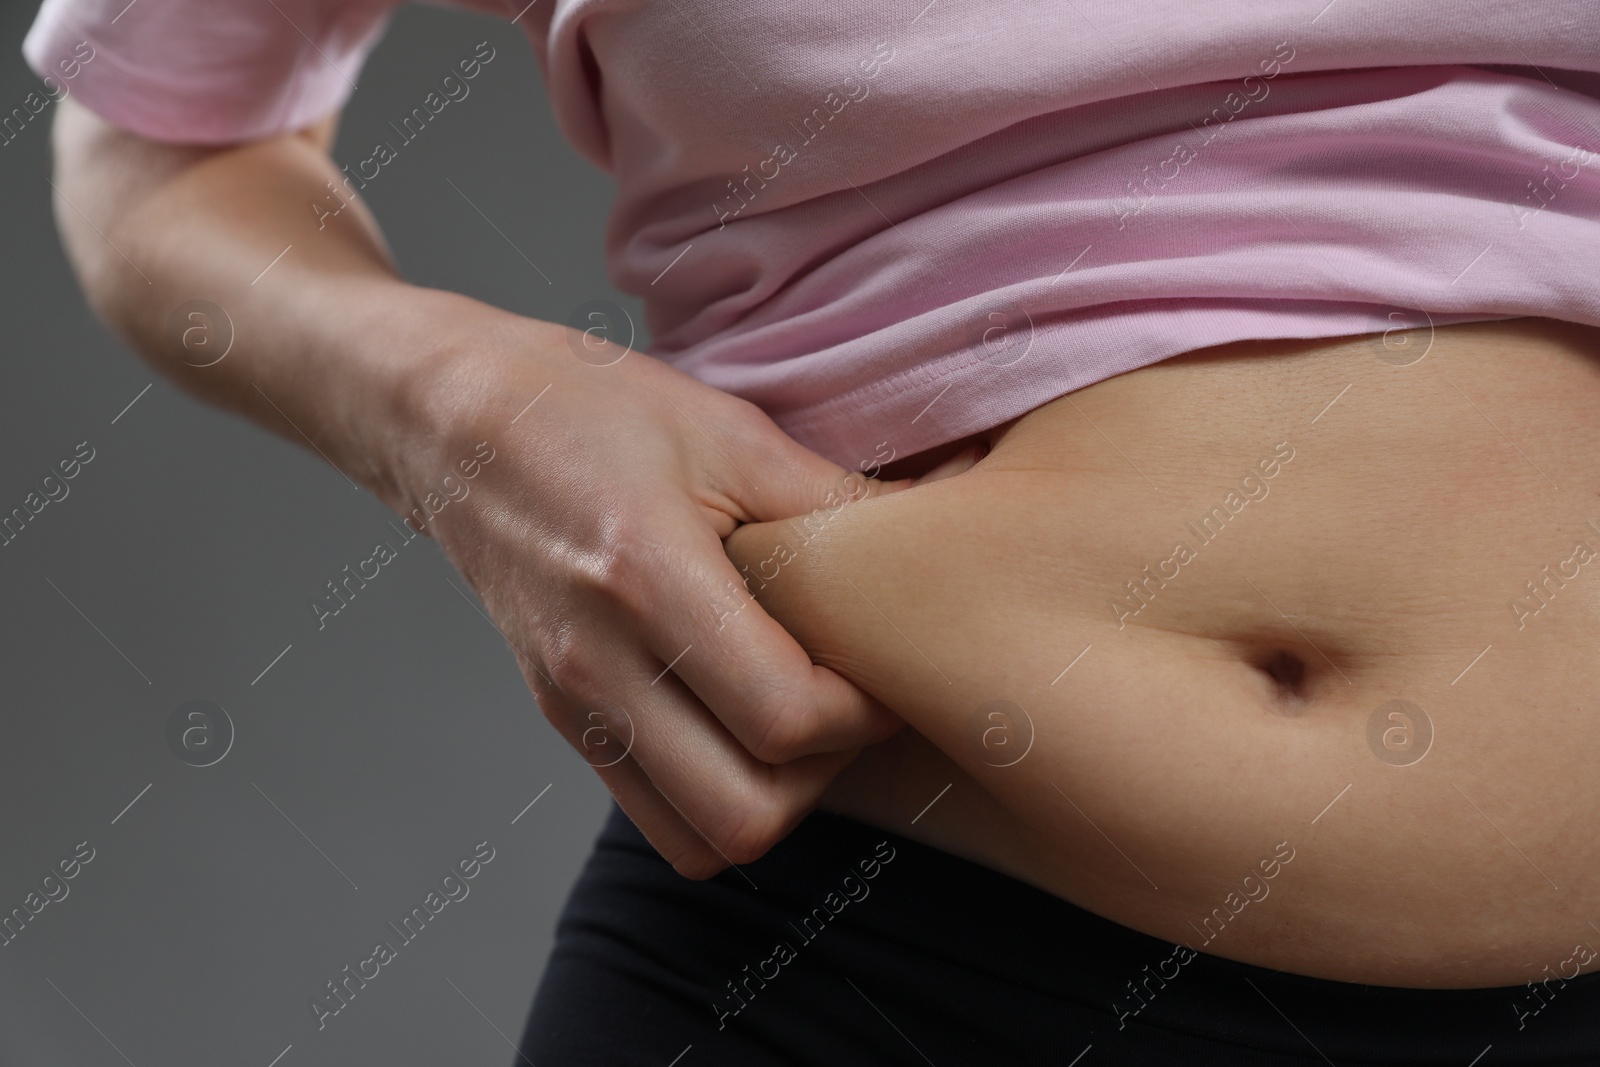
[725,317,1600,988]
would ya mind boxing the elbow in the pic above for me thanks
[45,97,220,336]
[46,99,138,320]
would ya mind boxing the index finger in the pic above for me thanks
[640,515,904,767]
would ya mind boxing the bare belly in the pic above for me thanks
[723,316,1600,988]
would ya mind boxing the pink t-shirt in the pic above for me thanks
[25,0,1600,469]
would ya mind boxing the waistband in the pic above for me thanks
[525,803,1600,1065]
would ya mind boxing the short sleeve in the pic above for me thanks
[21,0,402,145]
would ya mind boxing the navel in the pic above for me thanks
[1251,647,1314,712]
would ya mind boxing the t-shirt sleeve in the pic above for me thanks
[21,0,402,144]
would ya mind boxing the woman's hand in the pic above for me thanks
[47,96,907,878]
[387,314,911,876]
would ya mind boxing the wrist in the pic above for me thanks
[375,288,567,519]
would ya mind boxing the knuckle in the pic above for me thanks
[729,396,777,438]
[711,787,791,865]
[722,394,773,432]
[721,397,787,455]
[744,685,821,764]
[670,850,727,881]
[569,525,660,616]
[568,542,627,598]
[541,628,604,699]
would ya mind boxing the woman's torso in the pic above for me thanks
[728,316,1600,988]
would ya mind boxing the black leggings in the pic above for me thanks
[520,805,1600,1065]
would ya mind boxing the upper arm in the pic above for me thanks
[35,0,383,291]
[52,94,338,208]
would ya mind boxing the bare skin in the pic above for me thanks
[46,97,913,878]
[727,316,1600,988]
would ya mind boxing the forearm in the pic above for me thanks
[47,96,916,878]
[48,97,541,509]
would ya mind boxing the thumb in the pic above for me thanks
[724,425,914,525]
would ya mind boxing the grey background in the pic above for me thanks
[0,4,633,1064]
